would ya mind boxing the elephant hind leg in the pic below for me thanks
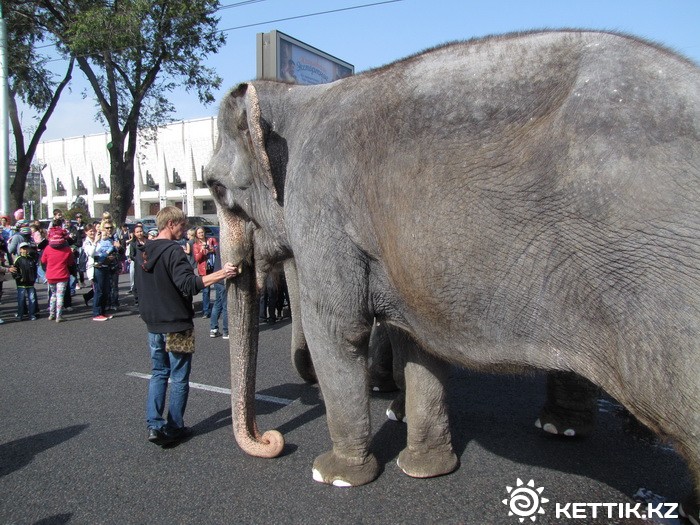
[535,371,598,437]
[396,333,458,479]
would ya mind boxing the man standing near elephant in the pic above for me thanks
[134,206,238,446]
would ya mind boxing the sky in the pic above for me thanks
[22,0,700,143]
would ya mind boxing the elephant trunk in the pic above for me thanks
[220,211,284,458]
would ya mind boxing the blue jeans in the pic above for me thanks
[92,267,110,317]
[109,270,120,307]
[201,285,211,316]
[17,286,37,319]
[210,282,228,334]
[146,332,192,430]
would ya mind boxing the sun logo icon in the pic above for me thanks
[502,478,549,522]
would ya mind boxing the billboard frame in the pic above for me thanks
[256,30,354,85]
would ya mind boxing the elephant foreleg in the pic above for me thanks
[284,259,316,383]
[306,317,379,487]
[384,325,407,422]
[368,320,398,392]
[396,333,458,479]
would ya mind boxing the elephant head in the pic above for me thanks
[207,83,289,459]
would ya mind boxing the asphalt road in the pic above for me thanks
[0,275,694,525]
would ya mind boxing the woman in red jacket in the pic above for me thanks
[40,226,76,323]
[192,227,217,318]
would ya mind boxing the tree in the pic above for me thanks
[5,0,74,214]
[36,0,226,225]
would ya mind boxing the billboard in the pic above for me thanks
[256,30,354,85]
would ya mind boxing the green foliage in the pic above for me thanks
[40,0,226,131]
[32,0,227,225]
[6,1,58,110]
[64,1,148,56]
[66,205,90,220]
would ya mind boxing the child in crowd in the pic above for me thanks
[41,222,76,323]
[47,221,71,247]
[12,242,38,320]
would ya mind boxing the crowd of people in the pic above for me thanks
[0,208,241,331]
[2,205,293,447]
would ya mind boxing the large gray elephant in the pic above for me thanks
[302,318,599,436]
[368,321,598,436]
[208,30,700,517]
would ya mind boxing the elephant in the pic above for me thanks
[370,322,598,436]
[207,30,700,518]
[302,318,599,435]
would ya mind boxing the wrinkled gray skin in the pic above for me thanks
[302,318,597,435]
[365,321,598,437]
[207,30,700,513]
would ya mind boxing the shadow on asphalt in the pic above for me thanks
[33,513,73,525]
[0,425,88,477]
[367,367,694,507]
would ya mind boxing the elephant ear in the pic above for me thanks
[237,83,278,201]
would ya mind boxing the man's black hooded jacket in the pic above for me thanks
[134,239,205,334]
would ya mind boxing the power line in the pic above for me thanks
[218,0,268,11]
[35,0,403,54]
[217,0,404,32]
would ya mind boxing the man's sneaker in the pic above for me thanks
[147,426,191,447]
[210,329,220,338]
[48,315,55,321]
[222,333,229,340]
[147,428,176,446]
[55,317,64,323]
[92,315,109,321]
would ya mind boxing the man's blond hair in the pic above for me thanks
[156,206,186,231]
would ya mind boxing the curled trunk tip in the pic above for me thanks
[234,428,285,458]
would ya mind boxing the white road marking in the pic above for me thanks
[126,372,293,406]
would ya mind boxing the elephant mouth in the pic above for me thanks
[208,181,254,225]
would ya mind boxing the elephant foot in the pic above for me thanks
[679,496,699,525]
[312,450,379,487]
[537,371,598,437]
[386,393,406,423]
[371,375,399,393]
[397,445,458,479]
[535,405,596,437]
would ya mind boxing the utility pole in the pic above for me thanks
[0,2,9,216]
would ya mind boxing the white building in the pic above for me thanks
[36,116,220,222]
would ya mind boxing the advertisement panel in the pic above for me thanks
[257,30,354,85]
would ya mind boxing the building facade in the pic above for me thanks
[36,116,219,221]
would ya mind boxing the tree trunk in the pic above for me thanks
[106,131,135,226]
[8,58,74,214]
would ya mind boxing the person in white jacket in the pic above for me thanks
[81,224,97,305]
